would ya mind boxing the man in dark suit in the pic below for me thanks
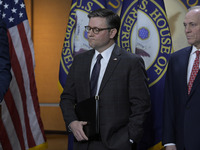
[163,6,200,150]
[0,19,12,114]
[60,8,150,150]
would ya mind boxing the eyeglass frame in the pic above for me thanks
[85,26,113,34]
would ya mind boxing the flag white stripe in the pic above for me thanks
[21,21,45,145]
[23,21,35,67]
[8,26,29,148]
[9,69,29,149]
[2,100,21,149]
[8,22,44,147]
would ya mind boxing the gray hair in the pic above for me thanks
[188,5,200,11]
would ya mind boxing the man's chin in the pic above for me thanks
[187,41,193,45]
[89,44,95,49]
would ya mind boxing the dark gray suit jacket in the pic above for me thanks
[0,20,11,102]
[163,46,200,150]
[60,45,150,150]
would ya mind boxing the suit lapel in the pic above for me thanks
[99,45,121,94]
[189,69,200,97]
[82,50,95,97]
[85,50,95,76]
[182,47,192,98]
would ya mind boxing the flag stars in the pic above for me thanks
[19,12,23,18]
[2,13,6,18]
[20,3,25,9]
[11,8,17,13]
[4,3,9,9]
[9,16,14,22]
[14,0,19,4]
[1,1,27,27]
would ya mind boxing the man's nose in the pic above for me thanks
[87,29,94,36]
[185,25,191,33]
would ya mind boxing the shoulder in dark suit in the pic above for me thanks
[60,44,151,150]
[0,19,12,102]
[163,45,200,150]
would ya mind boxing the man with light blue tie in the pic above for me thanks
[163,6,200,150]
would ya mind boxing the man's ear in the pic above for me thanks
[109,28,117,39]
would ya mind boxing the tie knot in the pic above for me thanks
[97,54,102,61]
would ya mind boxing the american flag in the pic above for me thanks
[0,0,46,149]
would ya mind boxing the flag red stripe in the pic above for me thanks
[4,89,26,150]
[0,118,12,150]
[1,1,46,148]
[7,29,36,147]
[18,23,46,141]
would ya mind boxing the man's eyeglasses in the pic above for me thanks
[85,26,113,34]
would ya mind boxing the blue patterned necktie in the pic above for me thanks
[90,54,102,97]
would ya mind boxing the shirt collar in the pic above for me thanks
[191,46,199,55]
[94,43,115,61]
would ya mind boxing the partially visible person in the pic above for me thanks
[60,8,151,150]
[0,19,12,103]
[163,6,200,150]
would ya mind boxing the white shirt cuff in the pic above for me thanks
[129,139,134,143]
[164,143,175,147]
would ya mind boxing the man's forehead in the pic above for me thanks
[89,17,107,26]
[184,11,200,22]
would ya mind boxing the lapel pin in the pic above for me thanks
[113,58,117,60]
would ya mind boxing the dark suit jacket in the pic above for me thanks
[60,45,150,150]
[163,46,200,150]
[0,20,11,102]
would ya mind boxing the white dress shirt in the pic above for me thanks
[90,44,114,96]
[187,46,200,84]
